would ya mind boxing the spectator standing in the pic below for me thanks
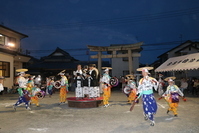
[180,78,188,94]
[193,79,199,96]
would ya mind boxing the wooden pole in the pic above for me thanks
[98,51,102,74]
[128,49,133,74]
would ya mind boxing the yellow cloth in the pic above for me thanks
[128,89,137,103]
[31,96,39,106]
[168,102,178,115]
[60,86,67,103]
[165,95,179,115]
[103,86,111,105]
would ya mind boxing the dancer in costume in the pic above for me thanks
[34,75,42,88]
[121,76,127,91]
[47,77,54,97]
[87,64,99,98]
[30,85,42,107]
[92,64,100,97]
[158,73,165,96]
[135,67,159,126]
[26,75,34,93]
[13,69,31,111]
[160,77,186,117]
[13,89,31,111]
[58,70,68,105]
[125,75,137,104]
[46,77,50,95]
[101,67,112,107]
[122,76,130,98]
[26,75,40,107]
[82,65,89,98]
[99,75,103,94]
[74,64,84,98]
[16,70,29,96]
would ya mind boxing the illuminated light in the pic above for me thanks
[0,34,2,36]
[7,43,15,47]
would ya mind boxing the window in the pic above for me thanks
[122,57,128,61]
[9,37,16,44]
[0,61,10,77]
[8,37,16,47]
[0,34,5,45]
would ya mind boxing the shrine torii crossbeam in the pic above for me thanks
[87,42,143,74]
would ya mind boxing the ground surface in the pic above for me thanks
[0,90,199,133]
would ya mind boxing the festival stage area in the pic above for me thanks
[0,91,199,133]
[67,97,103,108]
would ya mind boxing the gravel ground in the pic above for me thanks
[0,90,199,133]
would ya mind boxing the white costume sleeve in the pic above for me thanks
[0,83,4,92]
[18,77,27,88]
[101,74,110,84]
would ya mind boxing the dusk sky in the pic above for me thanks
[1,0,199,64]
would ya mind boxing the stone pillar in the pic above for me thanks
[97,51,102,74]
[132,56,139,73]
[128,49,133,74]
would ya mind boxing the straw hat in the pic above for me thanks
[158,73,164,77]
[164,77,176,82]
[125,74,135,79]
[58,70,65,75]
[102,67,112,70]
[136,67,153,72]
[16,69,28,72]
[24,74,31,77]
[102,67,112,72]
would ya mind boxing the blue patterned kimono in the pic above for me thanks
[137,76,158,121]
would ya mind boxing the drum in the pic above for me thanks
[54,80,61,89]
[110,77,119,87]
[32,87,41,96]
[171,92,179,103]
[35,91,46,99]
[123,85,132,95]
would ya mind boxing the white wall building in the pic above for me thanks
[0,25,30,90]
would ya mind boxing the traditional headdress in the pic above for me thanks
[158,73,164,77]
[125,74,135,80]
[137,67,153,73]
[24,74,31,78]
[16,69,28,75]
[58,70,65,76]
[102,67,112,72]
[164,77,176,82]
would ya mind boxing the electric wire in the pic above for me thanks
[15,7,199,30]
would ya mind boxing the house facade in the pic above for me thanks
[111,50,141,77]
[0,25,30,90]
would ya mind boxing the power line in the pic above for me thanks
[16,7,199,30]
[28,48,88,53]
[26,39,199,54]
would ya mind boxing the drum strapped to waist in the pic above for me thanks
[123,85,132,95]
[35,91,46,99]
[54,80,61,89]
[110,77,119,87]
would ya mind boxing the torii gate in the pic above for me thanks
[87,42,143,74]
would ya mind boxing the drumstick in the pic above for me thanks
[130,100,136,111]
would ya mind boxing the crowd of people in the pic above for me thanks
[4,65,199,127]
